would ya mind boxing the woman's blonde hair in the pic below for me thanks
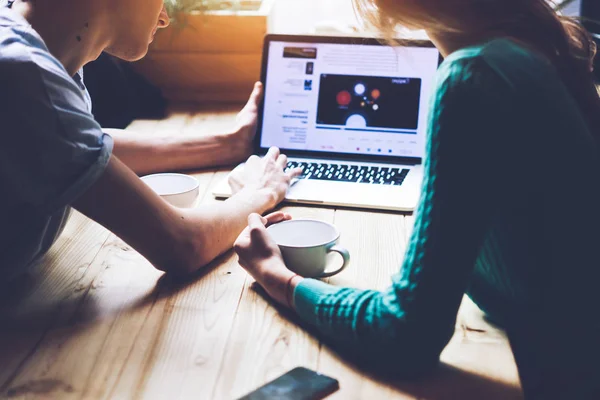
[353,0,600,141]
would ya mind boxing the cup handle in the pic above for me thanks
[319,246,350,278]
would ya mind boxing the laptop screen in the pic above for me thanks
[258,37,441,162]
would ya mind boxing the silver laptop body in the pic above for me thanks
[213,34,442,212]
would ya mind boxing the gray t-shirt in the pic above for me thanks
[0,7,113,282]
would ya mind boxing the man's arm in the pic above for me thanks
[105,83,262,175]
[72,147,299,275]
[105,128,250,175]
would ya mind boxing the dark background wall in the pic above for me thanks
[83,54,167,129]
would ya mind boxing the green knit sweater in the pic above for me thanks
[293,39,600,396]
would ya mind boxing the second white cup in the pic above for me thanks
[266,219,350,278]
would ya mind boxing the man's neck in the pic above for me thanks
[10,0,110,75]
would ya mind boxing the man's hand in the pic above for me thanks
[230,82,263,161]
[104,82,264,175]
[228,147,303,209]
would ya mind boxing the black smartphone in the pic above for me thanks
[237,366,339,400]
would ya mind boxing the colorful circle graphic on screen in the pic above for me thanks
[346,114,367,128]
[336,90,352,106]
[371,88,381,100]
[354,83,366,95]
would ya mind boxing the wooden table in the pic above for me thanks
[0,106,523,400]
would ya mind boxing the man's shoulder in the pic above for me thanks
[0,14,89,118]
[0,4,21,26]
[0,7,64,76]
[0,6,35,45]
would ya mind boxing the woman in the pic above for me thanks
[233,0,600,398]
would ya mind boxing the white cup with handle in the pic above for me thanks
[266,219,350,278]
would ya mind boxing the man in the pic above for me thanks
[0,0,302,282]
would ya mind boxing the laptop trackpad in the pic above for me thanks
[286,179,325,202]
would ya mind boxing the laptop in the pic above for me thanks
[212,34,442,212]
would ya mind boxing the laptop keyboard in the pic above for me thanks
[285,161,410,186]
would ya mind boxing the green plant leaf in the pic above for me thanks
[165,0,250,16]
[165,0,264,26]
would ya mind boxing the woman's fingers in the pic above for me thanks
[248,213,269,245]
[264,211,292,226]
[245,212,291,246]
[248,212,267,228]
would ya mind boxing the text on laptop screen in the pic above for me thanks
[260,41,440,159]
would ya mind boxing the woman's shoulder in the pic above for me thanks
[437,38,556,91]
[447,37,550,63]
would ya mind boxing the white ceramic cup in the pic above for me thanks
[140,173,200,208]
[266,219,350,278]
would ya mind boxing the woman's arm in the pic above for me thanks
[105,83,262,175]
[235,55,519,374]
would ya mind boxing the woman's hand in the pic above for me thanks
[234,212,303,307]
[228,147,303,210]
